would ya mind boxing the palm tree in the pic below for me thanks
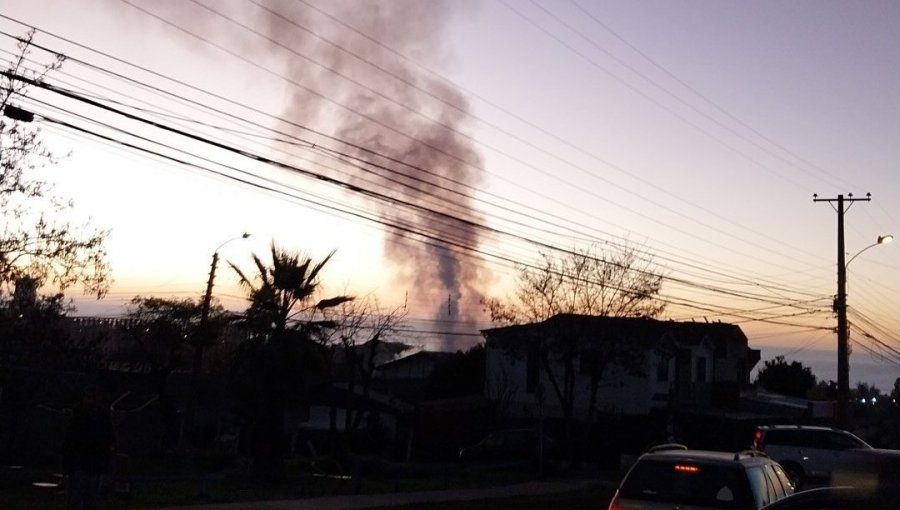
[228,243,352,481]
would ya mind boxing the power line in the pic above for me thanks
[0,25,835,303]
[13,89,834,331]
[7,70,836,316]
[0,25,876,334]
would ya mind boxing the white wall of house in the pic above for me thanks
[588,363,656,415]
[487,338,740,419]
[486,346,661,418]
[712,337,745,383]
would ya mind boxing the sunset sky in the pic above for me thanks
[2,1,898,389]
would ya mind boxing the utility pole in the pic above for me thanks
[193,251,221,382]
[185,233,249,445]
[813,193,870,427]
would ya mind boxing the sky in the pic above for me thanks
[1,0,898,390]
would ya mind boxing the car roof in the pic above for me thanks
[758,424,844,432]
[641,449,771,466]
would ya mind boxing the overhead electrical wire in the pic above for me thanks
[0,63,840,332]
[0,25,835,304]
[3,23,884,336]
[102,3,839,279]
[286,0,845,277]
[2,72,836,330]
[5,68,833,315]
[244,0,836,274]
[567,0,858,193]
[0,60,816,314]
[530,0,852,192]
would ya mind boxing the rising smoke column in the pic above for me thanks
[260,0,487,348]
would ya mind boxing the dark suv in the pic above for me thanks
[752,425,872,485]
[608,444,794,509]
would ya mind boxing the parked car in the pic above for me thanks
[830,447,900,492]
[760,486,895,509]
[608,444,794,509]
[458,429,558,469]
[751,425,872,485]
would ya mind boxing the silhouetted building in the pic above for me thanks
[482,314,760,419]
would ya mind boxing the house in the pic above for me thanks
[482,314,760,420]
[374,350,457,381]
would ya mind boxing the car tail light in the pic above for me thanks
[674,464,700,473]
[753,430,764,451]
[607,489,621,510]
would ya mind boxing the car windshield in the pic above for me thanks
[620,459,751,509]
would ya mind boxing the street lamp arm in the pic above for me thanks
[214,232,251,254]
[846,234,893,268]
[201,232,251,321]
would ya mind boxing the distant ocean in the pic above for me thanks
[755,347,899,393]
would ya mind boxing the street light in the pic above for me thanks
[846,234,893,267]
[835,233,892,425]
[185,233,250,444]
[193,232,251,378]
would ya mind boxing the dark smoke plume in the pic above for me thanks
[260,0,487,348]
[125,0,488,348]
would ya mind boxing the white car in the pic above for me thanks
[752,425,872,485]
[608,444,794,509]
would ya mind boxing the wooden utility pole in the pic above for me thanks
[813,193,870,427]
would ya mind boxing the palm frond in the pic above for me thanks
[306,250,336,285]
[229,261,255,291]
[316,296,354,310]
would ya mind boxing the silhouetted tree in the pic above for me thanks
[893,377,900,402]
[228,243,352,481]
[119,297,197,386]
[852,382,882,403]
[481,243,665,325]
[1,32,110,298]
[482,243,665,467]
[807,379,838,401]
[319,295,408,435]
[117,296,231,450]
[755,356,817,398]
[0,277,99,370]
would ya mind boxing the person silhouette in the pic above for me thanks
[63,386,114,510]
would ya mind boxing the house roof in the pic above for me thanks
[375,350,456,371]
[481,313,748,349]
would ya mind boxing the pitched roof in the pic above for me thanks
[482,313,747,348]
[375,350,456,370]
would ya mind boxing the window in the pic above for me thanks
[810,431,833,449]
[746,467,769,507]
[695,356,707,383]
[619,460,749,508]
[763,464,785,499]
[771,463,795,493]
[526,344,539,393]
[828,432,865,450]
[656,358,670,382]
[766,430,812,448]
